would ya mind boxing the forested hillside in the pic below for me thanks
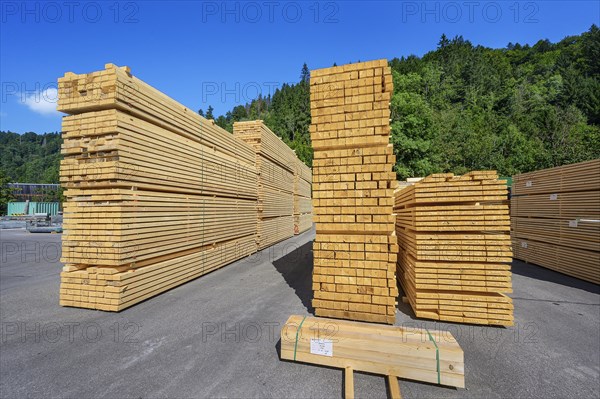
[201,63,313,165]
[209,25,599,178]
[0,132,61,183]
[387,27,600,178]
[2,25,599,184]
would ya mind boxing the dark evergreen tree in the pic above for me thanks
[205,105,214,120]
[300,63,310,82]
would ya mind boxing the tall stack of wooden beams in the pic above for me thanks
[57,64,259,311]
[294,159,313,234]
[511,159,600,284]
[310,59,398,324]
[394,172,514,326]
[233,121,296,249]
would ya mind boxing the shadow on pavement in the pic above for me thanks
[511,259,600,295]
[272,240,315,314]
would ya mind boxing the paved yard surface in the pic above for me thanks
[1,228,599,398]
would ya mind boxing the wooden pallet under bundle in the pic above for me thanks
[511,159,600,284]
[57,64,262,311]
[395,172,514,326]
[310,60,398,324]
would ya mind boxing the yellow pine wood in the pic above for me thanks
[310,61,396,324]
[512,159,600,195]
[511,160,600,284]
[233,120,311,248]
[280,315,465,388]
[58,66,309,311]
[345,367,354,399]
[387,375,402,399]
[395,172,513,326]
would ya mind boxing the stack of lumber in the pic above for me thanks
[57,64,259,311]
[395,171,514,326]
[310,60,398,324]
[511,159,600,284]
[294,158,313,234]
[233,121,297,249]
[281,315,465,389]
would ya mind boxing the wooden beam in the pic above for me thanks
[344,367,354,399]
[387,375,402,399]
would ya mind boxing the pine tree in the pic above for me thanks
[438,34,450,49]
[206,105,214,120]
[300,63,310,82]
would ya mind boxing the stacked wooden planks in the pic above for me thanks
[511,159,600,284]
[294,158,313,234]
[281,315,465,389]
[57,64,259,311]
[310,60,398,324]
[233,120,298,249]
[395,172,514,326]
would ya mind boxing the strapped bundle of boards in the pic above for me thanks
[394,172,514,326]
[511,159,600,284]
[310,59,399,324]
[281,315,465,389]
[57,64,311,311]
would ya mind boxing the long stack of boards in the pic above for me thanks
[233,121,304,249]
[310,60,399,324]
[395,172,514,326]
[58,64,268,311]
[294,159,313,234]
[511,159,600,284]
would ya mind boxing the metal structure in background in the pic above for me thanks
[7,183,61,202]
[7,201,61,216]
[25,213,63,233]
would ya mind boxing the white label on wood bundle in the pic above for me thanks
[525,180,533,187]
[521,241,528,248]
[569,220,578,227]
[310,338,333,357]
[549,194,558,200]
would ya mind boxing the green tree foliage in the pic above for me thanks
[387,25,600,178]
[205,105,215,120]
[212,64,313,166]
[3,27,599,182]
[0,169,15,214]
[212,26,599,173]
[0,131,62,183]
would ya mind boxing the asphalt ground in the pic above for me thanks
[1,228,599,398]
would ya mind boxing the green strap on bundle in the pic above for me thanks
[293,316,307,361]
[426,328,441,384]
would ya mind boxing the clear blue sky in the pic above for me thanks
[1,0,598,134]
